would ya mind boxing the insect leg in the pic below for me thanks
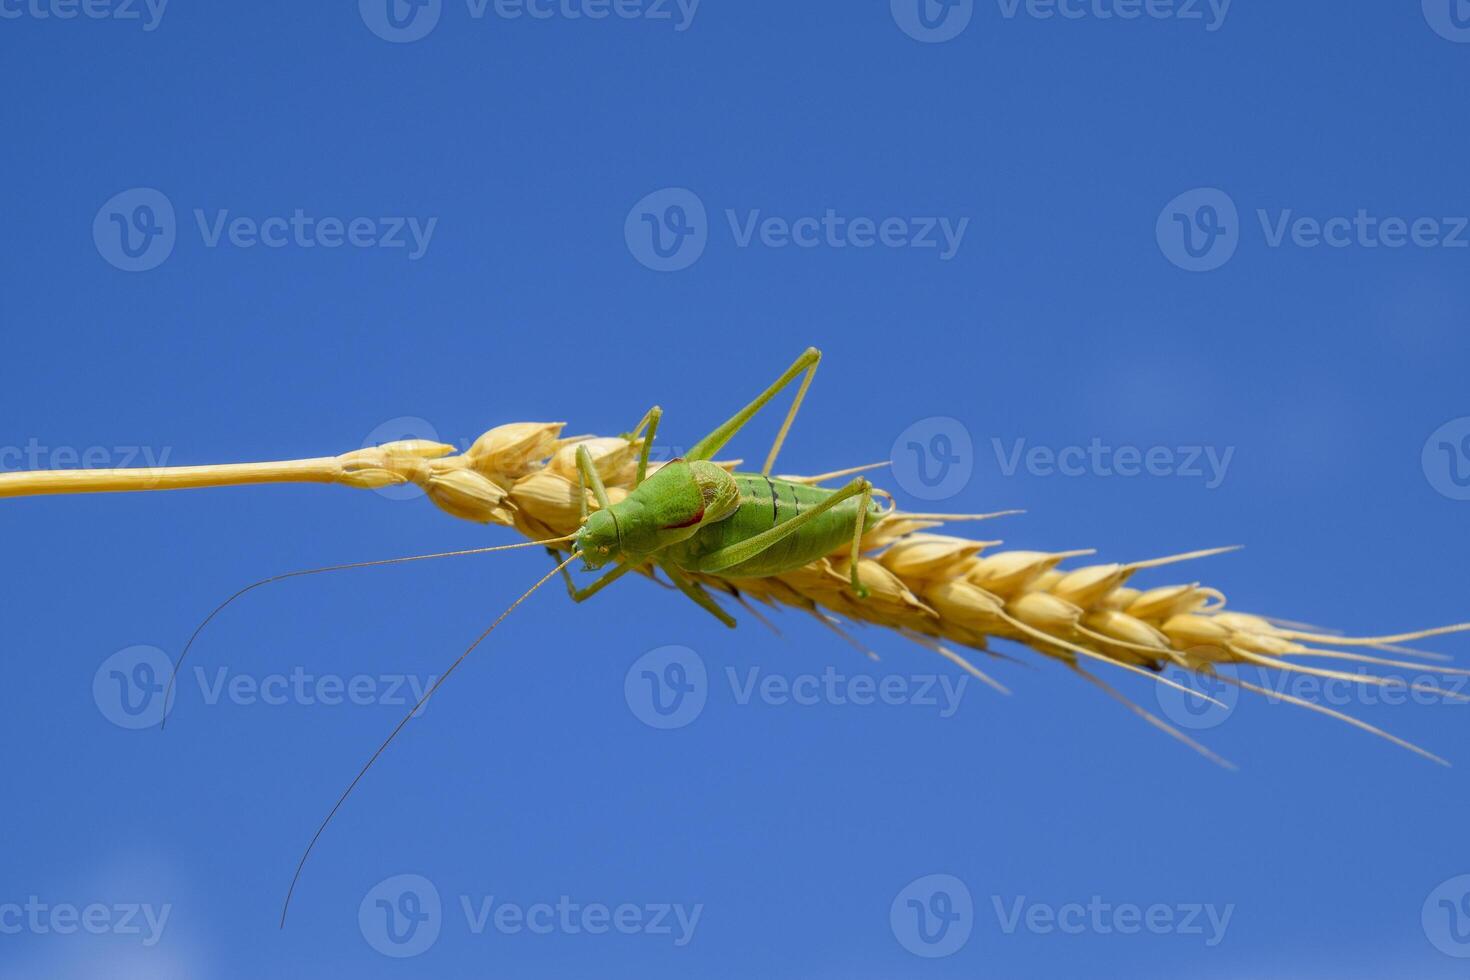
[576,443,612,521]
[554,444,643,600]
[549,551,638,602]
[844,481,873,599]
[686,348,820,473]
[631,405,662,487]
[658,561,737,628]
[694,476,872,582]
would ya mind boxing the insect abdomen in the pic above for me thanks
[669,474,880,578]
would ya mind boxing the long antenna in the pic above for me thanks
[279,550,581,928]
[162,534,577,729]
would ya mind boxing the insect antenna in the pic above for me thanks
[161,533,578,730]
[279,550,581,928]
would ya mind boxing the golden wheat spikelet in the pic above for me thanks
[3,420,1466,766]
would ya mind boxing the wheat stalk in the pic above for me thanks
[5,422,1466,764]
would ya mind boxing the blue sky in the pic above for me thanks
[3,2,1470,977]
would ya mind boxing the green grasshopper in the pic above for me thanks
[561,346,886,623]
[280,347,895,921]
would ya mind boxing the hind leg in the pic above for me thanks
[660,561,737,628]
[686,348,820,475]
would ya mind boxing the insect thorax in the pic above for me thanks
[597,459,739,562]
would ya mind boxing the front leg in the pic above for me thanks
[629,405,662,487]
[549,549,636,603]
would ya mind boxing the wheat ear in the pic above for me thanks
[6,423,1467,763]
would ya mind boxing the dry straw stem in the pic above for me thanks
[5,422,1467,764]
